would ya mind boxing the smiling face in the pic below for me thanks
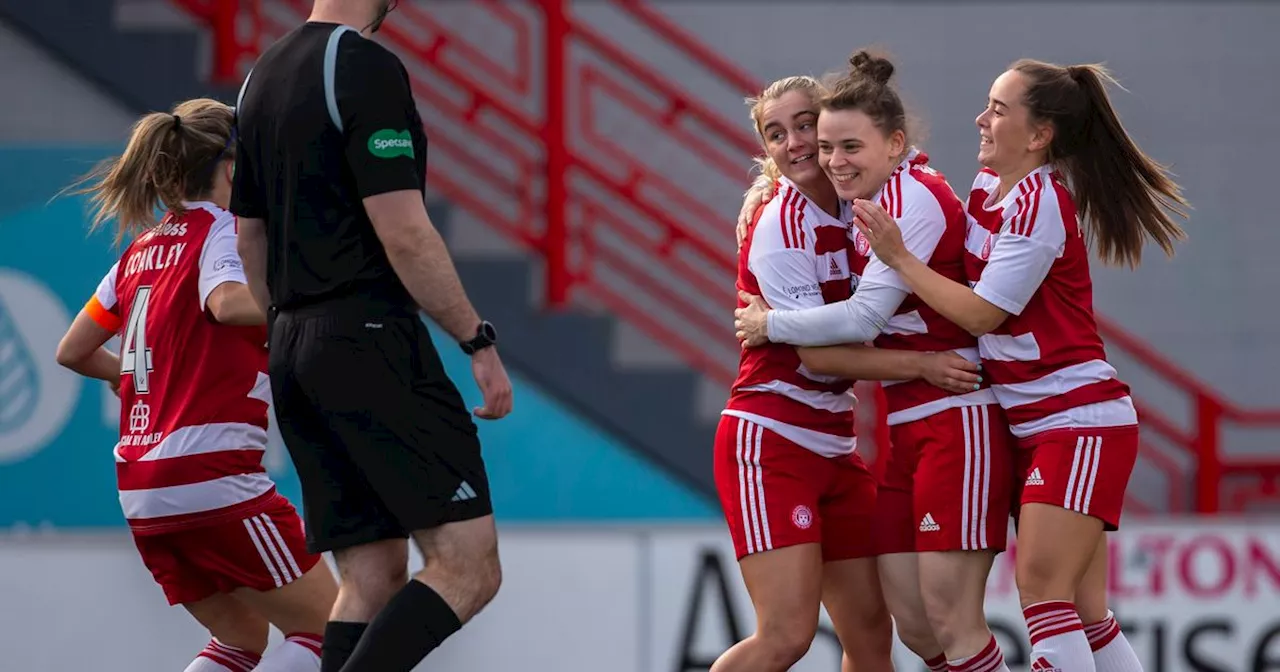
[758,90,824,189]
[817,107,906,201]
[975,69,1053,176]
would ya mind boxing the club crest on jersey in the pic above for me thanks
[791,505,813,530]
[853,231,871,257]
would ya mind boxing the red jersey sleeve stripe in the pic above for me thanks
[1024,174,1044,237]
[779,189,795,249]
[790,191,806,249]
[84,296,122,332]
[893,172,904,218]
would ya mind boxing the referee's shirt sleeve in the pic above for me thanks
[336,38,423,198]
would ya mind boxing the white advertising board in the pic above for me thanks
[2,520,1279,671]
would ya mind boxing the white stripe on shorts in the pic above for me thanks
[259,513,303,579]
[960,406,992,550]
[244,516,283,588]
[1065,436,1102,515]
[736,419,772,555]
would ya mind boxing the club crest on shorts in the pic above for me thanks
[791,505,813,530]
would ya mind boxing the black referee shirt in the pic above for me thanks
[230,22,428,311]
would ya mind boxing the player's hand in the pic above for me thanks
[470,347,513,420]
[736,180,776,250]
[734,290,773,347]
[918,351,982,394]
[852,199,908,268]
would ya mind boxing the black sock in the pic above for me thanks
[321,621,368,672]
[339,580,463,672]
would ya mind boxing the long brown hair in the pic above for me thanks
[66,98,235,245]
[1011,59,1189,267]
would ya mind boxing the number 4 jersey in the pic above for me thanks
[84,201,277,535]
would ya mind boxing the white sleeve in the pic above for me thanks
[197,213,248,310]
[94,262,120,310]
[766,282,909,346]
[972,185,1068,315]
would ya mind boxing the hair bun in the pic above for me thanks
[848,50,895,86]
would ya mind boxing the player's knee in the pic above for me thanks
[758,620,817,666]
[1014,553,1075,606]
[894,610,940,661]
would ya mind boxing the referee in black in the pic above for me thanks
[231,1,513,670]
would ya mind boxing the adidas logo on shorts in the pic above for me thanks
[451,481,478,502]
[1025,468,1045,486]
[919,513,940,532]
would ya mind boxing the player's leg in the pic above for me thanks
[915,405,1013,672]
[322,316,501,671]
[868,426,948,671]
[132,531,269,671]
[226,500,339,671]
[710,416,827,671]
[183,593,271,671]
[818,453,894,672]
[1075,536,1142,672]
[1015,427,1139,672]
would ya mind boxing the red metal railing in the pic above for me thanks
[181,0,1280,513]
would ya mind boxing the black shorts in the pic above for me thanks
[268,300,492,554]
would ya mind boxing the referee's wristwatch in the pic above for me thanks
[461,320,498,355]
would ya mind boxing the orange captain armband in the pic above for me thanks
[84,296,122,332]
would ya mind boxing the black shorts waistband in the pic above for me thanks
[276,292,418,319]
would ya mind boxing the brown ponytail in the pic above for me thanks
[65,98,235,245]
[1012,59,1189,267]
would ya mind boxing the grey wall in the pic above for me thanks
[0,20,135,143]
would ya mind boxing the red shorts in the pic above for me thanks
[873,404,1014,555]
[1012,425,1139,530]
[132,495,322,605]
[714,415,876,562]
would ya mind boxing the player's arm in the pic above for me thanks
[750,234,949,384]
[852,195,1062,336]
[56,265,122,386]
[203,215,266,325]
[752,195,944,347]
[338,40,481,342]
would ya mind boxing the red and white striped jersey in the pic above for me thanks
[964,167,1136,439]
[724,177,857,457]
[847,150,996,425]
[85,201,278,535]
